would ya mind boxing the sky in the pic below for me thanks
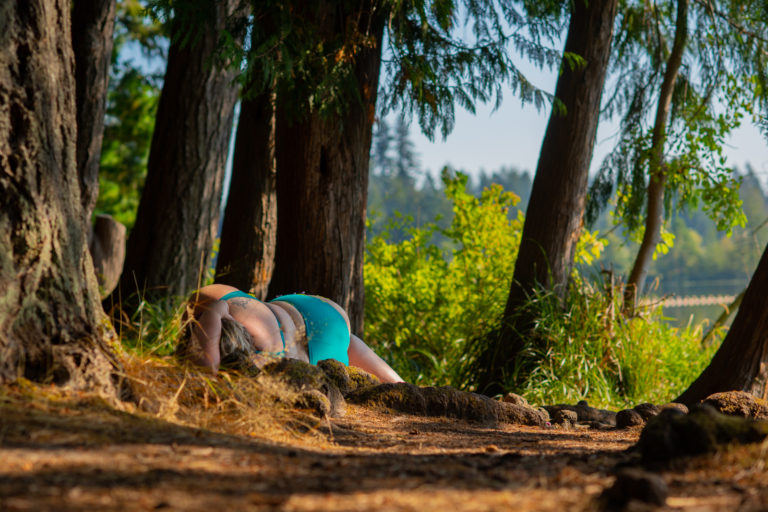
[397,66,768,187]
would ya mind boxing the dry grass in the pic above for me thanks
[116,350,333,444]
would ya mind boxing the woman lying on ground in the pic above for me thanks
[178,284,404,383]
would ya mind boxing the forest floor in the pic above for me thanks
[1,385,768,512]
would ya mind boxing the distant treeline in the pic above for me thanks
[368,117,768,298]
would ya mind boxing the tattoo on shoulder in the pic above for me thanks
[228,298,251,310]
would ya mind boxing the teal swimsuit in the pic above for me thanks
[219,291,350,365]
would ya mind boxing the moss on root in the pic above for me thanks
[637,404,768,462]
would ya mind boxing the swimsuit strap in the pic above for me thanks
[220,290,258,301]
[219,290,286,355]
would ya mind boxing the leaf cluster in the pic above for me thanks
[379,0,566,139]
[588,0,768,240]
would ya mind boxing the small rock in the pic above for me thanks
[551,409,578,427]
[602,468,668,507]
[704,391,768,420]
[661,402,689,415]
[544,402,617,426]
[501,393,529,407]
[633,403,661,421]
[616,409,644,429]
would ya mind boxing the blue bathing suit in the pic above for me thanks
[219,291,351,365]
[219,290,286,357]
[269,294,350,365]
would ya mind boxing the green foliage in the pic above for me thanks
[364,171,523,385]
[594,168,768,299]
[507,278,721,409]
[95,65,160,230]
[587,0,768,254]
[365,170,605,388]
[380,0,564,139]
[95,0,165,230]
[365,171,726,408]
[114,293,189,356]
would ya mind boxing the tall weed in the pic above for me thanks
[512,278,722,408]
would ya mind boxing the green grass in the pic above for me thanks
[506,279,722,409]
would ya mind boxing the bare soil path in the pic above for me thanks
[1,390,767,511]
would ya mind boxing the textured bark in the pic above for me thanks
[71,0,116,220]
[676,243,768,405]
[474,0,618,394]
[0,0,121,395]
[215,88,277,300]
[116,1,241,305]
[268,4,384,333]
[624,0,689,311]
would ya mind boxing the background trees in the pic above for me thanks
[588,0,768,309]
[114,0,243,307]
[6,0,768,408]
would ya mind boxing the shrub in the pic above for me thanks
[364,171,522,386]
[364,171,720,408]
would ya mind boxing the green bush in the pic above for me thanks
[364,171,721,408]
[364,171,522,386]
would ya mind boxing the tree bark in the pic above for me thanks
[71,0,116,221]
[676,242,768,405]
[624,0,689,312]
[268,4,384,334]
[215,87,277,300]
[0,0,122,396]
[473,0,618,395]
[114,0,241,307]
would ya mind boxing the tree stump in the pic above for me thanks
[88,214,126,298]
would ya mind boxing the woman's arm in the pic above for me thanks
[188,299,232,373]
[348,334,404,383]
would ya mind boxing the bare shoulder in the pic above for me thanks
[187,284,238,316]
[192,284,238,303]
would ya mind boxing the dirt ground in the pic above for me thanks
[1,387,767,512]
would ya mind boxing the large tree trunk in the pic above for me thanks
[624,0,689,312]
[473,0,618,395]
[676,242,768,405]
[114,0,241,307]
[0,0,121,396]
[268,5,384,333]
[71,0,116,221]
[215,87,277,300]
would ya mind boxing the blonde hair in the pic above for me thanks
[176,317,259,374]
[219,317,255,368]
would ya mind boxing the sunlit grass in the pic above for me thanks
[501,279,722,410]
[105,293,327,444]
